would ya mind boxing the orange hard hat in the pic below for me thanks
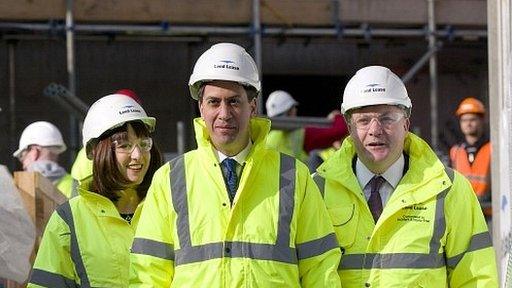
[455,97,485,117]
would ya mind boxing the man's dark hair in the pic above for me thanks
[197,82,258,103]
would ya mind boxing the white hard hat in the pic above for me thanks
[188,42,261,100]
[266,90,299,117]
[82,94,156,157]
[341,66,412,114]
[13,121,66,158]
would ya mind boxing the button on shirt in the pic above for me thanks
[356,154,405,207]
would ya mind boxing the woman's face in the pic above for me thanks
[112,124,152,185]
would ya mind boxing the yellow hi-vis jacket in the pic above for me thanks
[314,132,498,287]
[130,117,341,287]
[56,173,79,198]
[28,180,142,287]
[266,128,309,163]
[71,147,93,183]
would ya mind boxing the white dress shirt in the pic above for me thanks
[355,154,405,207]
[216,141,252,178]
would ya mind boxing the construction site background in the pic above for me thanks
[2,0,509,285]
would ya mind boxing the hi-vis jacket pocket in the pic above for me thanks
[328,204,358,249]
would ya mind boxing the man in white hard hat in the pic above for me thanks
[266,90,348,165]
[313,66,497,287]
[13,121,75,198]
[131,43,341,287]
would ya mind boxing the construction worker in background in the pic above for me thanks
[308,139,343,172]
[130,43,341,287]
[314,66,497,287]
[28,94,162,287]
[450,97,492,220]
[70,88,143,182]
[13,121,75,198]
[265,90,348,164]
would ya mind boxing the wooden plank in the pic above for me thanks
[0,0,487,27]
[10,171,67,287]
[13,172,37,223]
[14,171,66,242]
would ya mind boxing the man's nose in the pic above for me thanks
[218,101,232,119]
[367,118,384,135]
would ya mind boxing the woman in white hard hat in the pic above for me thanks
[28,93,162,287]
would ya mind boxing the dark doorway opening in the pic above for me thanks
[262,75,348,117]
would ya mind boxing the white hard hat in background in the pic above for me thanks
[82,94,156,158]
[341,66,412,115]
[188,43,261,100]
[266,90,299,117]
[13,121,67,158]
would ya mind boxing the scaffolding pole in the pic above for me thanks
[8,41,16,172]
[402,42,442,84]
[66,0,79,162]
[427,0,439,151]
[252,0,263,114]
[0,22,487,39]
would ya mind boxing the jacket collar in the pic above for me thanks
[193,116,271,163]
[318,132,450,203]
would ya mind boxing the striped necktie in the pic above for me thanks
[368,176,385,223]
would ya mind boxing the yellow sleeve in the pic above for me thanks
[28,210,77,287]
[130,163,175,287]
[445,171,498,287]
[294,161,342,288]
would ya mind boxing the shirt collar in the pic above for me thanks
[217,140,253,165]
[356,154,405,189]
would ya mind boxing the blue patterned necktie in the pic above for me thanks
[221,158,238,202]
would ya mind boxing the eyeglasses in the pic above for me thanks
[351,112,406,130]
[112,137,153,154]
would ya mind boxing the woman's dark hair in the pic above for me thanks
[91,121,162,202]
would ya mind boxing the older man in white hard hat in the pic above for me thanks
[266,90,348,164]
[13,121,75,198]
[130,43,341,287]
[313,66,497,287]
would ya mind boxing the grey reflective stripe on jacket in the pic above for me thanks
[56,202,91,287]
[71,179,79,198]
[339,186,449,270]
[446,231,492,268]
[132,238,175,260]
[132,153,338,266]
[339,166,492,270]
[29,268,79,287]
[312,173,325,198]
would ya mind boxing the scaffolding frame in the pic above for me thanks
[0,0,487,153]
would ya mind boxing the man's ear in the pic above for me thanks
[404,118,410,131]
[250,98,257,116]
[198,99,204,118]
[32,146,42,161]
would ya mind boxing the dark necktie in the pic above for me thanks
[221,158,238,202]
[368,176,385,223]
